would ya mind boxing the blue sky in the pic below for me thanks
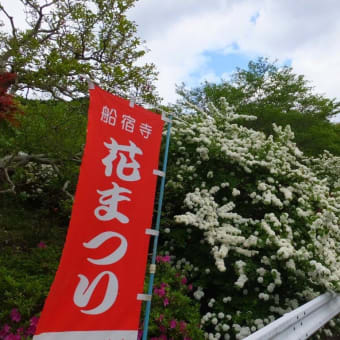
[194,50,292,77]
[2,0,340,122]
[128,0,340,124]
[189,49,252,82]
[181,50,292,95]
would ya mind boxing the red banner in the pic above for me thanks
[33,86,164,340]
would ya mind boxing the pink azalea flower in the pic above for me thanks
[29,316,40,327]
[37,241,46,249]
[181,277,187,285]
[0,324,10,338]
[180,321,187,332]
[10,309,21,323]
[188,284,193,291]
[16,327,24,335]
[154,286,166,297]
[163,297,169,307]
[169,319,177,329]
[4,335,21,340]
[156,255,171,263]
[159,335,167,340]
[157,314,164,322]
[25,324,37,336]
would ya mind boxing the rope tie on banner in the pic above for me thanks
[141,113,173,340]
[79,74,95,89]
[153,169,165,177]
[137,294,152,301]
[161,112,171,123]
[129,96,136,108]
[149,264,156,274]
[145,229,159,236]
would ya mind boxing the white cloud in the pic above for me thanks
[129,0,340,111]
[129,0,258,103]
[2,0,340,117]
[0,1,28,31]
[238,0,340,101]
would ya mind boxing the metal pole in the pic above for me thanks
[142,115,172,340]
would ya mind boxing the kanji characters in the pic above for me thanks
[102,137,143,181]
[100,106,117,126]
[139,123,152,139]
[100,105,154,139]
[100,106,110,123]
[71,91,162,320]
[121,115,135,133]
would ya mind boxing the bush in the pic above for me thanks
[141,256,204,340]
[162,99,340,339]
[0,244,61,339]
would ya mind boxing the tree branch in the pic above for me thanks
[0,152,60,194]
[23,0,60,40]
[62,180,74,200]
[0,168,16,194]
[0,4,17,39]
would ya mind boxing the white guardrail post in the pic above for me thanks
[243,292,340,340]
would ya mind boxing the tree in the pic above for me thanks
[0,0,158,103]
[177,58,340,156]
[0,0,161,197]
[162,99,340,339]
[0,98,87,195]
[179,58,340,120]
[0,72,20,125]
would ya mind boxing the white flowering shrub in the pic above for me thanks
[163,99,340,339]
[16,162,59,198]
[308,151,340,192]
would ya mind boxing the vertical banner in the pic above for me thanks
[33,86,164,340]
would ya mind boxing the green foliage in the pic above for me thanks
[15,98,87,157]
[0,245,61,323]
[177,58,340,156]
[0,99,84,328]
[0,98,87,156]
[0,188,68,248]
[0,99,86,211]
[1,51,340,339]
[0,94,205,339]
[238,110,340,156]
[162,99,340,339]
[143,259,204,340]
[0,0,159,103]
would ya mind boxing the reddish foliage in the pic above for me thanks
[0,72,21,125]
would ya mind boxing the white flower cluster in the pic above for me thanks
[234,260,247,289]
[194,287,205,301]
[201,310,233,340]
[21,161,59,197]
[308,151,340,191]
[169,99,340,339]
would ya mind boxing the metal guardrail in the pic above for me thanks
[244,292,340,340]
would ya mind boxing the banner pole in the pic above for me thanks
[142,114,172,340]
